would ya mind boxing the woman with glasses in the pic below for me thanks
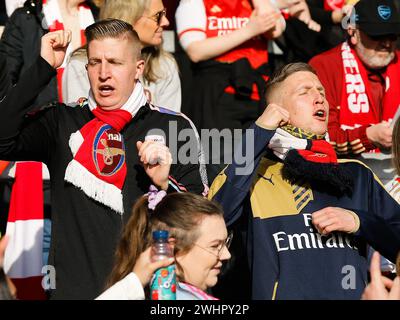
[63,0,182,112]
[97,192,232,300]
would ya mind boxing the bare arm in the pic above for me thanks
[185,9,281,63]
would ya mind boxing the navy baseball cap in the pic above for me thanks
[354,0,400,36]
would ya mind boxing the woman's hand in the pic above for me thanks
[133,247,174,287]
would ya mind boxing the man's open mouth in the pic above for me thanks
[313,109,327,121]
[98,85,115,95]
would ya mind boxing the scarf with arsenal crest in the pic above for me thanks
[64,81,147,214]
[268,125,354,196]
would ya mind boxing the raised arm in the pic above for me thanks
[0,30,71,161]
[209,104,289,225]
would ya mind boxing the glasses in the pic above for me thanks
[145,8,167,26]
[194,231,233,259]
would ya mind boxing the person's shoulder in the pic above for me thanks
[158,52,178,73]
[65,49,88,74]
[68,48,88,64]
[10,0,41,19]
[5,0,42,32]
[338,158,376,175]
[392,50,400,63]
[177,0,204,9]
[38,98,88,114]
[309,44,342,65]
[146,104,196,128]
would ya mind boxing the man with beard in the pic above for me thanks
[209,62,400,299]
[309,0,400,186]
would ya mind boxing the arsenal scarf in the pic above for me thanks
[64,82,147,214]
[42,0,94,101]
[340,42,400,132]
[269,126,336,164]
[4,162,47,300]
[269,126,354,195]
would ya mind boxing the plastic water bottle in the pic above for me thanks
[150,230,176,300]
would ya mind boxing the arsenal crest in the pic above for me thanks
[93,125,125,176]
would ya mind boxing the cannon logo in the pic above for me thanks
[378,5,391,21]
[93,125,125,176]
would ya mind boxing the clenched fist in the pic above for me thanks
[40,30,72,69]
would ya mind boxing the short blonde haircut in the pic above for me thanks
[85,18,142,60]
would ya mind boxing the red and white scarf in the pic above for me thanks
[4,162,47,300]
[64,81,147,214]
[42,0,94,101]
[340,41,400,131]
[269,127,337,164]
[268,126,354,196]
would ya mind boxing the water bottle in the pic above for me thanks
[150,230,176,300]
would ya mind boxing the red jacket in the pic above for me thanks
[310,44,400,154]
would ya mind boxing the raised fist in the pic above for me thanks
[40,30,72,69]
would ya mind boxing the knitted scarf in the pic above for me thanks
[42,0,94,101]
[269,125,354,196]
[340,42,400,134]
[64,82,147,214]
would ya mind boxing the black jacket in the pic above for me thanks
[0,56,205,299]
[0,0,98,109]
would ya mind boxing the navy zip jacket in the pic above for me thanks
[210,123,400,300]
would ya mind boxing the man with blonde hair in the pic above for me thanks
[210,62,400,299]
[0,19,204,299]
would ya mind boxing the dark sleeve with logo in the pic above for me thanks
[209,123,276,225]
[352,168,400,263]
[0,56,58,162]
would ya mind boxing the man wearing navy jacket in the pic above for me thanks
[209,62,400,299]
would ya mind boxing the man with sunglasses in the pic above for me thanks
[310,0,400,186]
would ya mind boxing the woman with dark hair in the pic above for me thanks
[97,192,232,300]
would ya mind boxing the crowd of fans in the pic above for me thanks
[0,0,400,301]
